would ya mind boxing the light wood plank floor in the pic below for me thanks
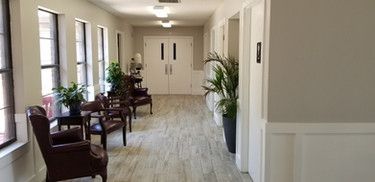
[67,95,251,182]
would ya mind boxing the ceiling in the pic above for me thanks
[88,0,223,27]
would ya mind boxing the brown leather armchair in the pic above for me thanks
[26,106,108,182]
[81,101,127,150]
[125,75,153,119]
[96,93,133,132]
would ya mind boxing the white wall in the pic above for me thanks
[204,0,252,170]
[132,26,204,71]
[204,0,243,33]
[267,0,375,123]
[205,0,375,181]
[0,0,133,181]
[263,0,375,181]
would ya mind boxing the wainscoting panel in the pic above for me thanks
[264,123,375,182]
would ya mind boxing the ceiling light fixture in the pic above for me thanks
[153,6,168,18]
[161,20,172,28]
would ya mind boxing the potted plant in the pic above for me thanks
[202,52,239,153]
[53,82,86,115]
[106,62,125,92]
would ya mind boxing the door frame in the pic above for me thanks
[143,36,194,95]
[115,30,125,70]
[237,0,270,181]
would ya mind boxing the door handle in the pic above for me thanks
[161,43,164,60]
[170,64,172,75]
[173,43,176,60]
[165,64,168,75]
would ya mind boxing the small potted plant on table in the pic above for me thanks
[53,82,86,115]
[202,52,239,153]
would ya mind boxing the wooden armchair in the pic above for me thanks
[96,93,133,132]
[125,75,153,119]
[81,101,127,150]
[26,106,108,182]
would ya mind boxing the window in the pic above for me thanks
[0,0,15,149]
[116,33,121,65]
[75,21,88,98]
[97,27,105,92]
[38,10,60,119]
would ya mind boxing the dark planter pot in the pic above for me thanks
[69,102,81,115]
[223,115,236,153]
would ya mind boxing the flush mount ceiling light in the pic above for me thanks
[161,20,172,28]
[153,6,168,18]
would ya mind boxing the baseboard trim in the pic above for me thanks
[27,166,46,182]
[192,90,204,95]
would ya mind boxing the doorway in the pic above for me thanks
[144,36,193,95]
[227,13,240,59]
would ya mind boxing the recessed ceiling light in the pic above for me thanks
[161,20,172,28]
[153,6,168,18]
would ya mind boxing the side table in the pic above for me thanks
[55,111,92,140]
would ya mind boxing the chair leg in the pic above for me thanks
[101,173,107,182]
[123,126,127,146]
[128,114,132,132]
[133,106,137,119]
[150,102,153,114]
[46,171,49,182]
[101,134,107,150]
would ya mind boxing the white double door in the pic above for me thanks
[144,36,193,94]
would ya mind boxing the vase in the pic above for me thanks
[222,114,236,153]
[69,102,81,115]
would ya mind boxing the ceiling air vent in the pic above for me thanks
[159,0,181,3]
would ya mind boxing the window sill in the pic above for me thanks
[0,141,28,169]
[50,119,58,130]
[0,115,58,169]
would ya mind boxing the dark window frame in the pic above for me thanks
[38,9,61,121]
[98,27,105,92]
[117,33,121,65]
[0,0,16,149]
[75,20,88,98]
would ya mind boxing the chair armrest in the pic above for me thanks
[105,108,124,112]
[134,88,148,93]
[103,108,128,121]
[51,140,91,153]
[51,127,83,145]
[90,113,105,119]
[134,88,149,96]
[109,100,130,107]
[135,88,148,92]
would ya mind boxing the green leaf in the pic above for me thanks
[53,82,86,108]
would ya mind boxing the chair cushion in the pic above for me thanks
[133,96,151,106]
[90,120,125,134]
[90,144,108,169]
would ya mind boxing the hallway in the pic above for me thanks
[69,95,251,182]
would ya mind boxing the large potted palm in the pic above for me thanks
[202,52,239,153]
